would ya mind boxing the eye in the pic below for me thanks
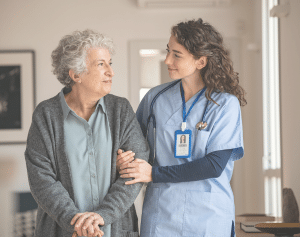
[98,63,104,66]
[109,62,113,66]
[166,48,170,53]
[174,54,180,58]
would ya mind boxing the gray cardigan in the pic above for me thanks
[25,92,149,237]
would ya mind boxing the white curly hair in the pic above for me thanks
[51,29,115,87]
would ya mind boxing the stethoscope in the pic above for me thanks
[146,79,210,162]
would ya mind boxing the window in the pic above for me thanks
[262,0,282,217]
[138,48,169,102]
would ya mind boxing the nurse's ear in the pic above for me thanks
[196,56,207,70]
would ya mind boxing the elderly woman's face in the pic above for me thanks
[78,47,114,98]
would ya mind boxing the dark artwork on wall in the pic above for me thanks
[0,50,35,144]
[0,65,22,129]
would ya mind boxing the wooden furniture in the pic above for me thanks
[236,220,300,237]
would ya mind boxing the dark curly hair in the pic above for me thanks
[172,18,247,106]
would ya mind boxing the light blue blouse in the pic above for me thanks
[60,88,112,237]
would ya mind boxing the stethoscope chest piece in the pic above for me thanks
[196,121,207,131]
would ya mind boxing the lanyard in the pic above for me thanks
[180,82,206,131]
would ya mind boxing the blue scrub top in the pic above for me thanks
[136,81,244,237]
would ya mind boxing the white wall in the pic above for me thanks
[240,0,265,214]
[280,0,300,208]
[0,0,263,235]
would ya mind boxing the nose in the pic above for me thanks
[164,52,172,66]
[106,65,114,77]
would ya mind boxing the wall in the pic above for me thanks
[0,0,261,235]
[241,0,265,214]
[280,0,300,208]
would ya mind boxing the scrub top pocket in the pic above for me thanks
[183,190,232,237]
[192,130,210,159]
[155,186,186,236]
[183,191,210,236]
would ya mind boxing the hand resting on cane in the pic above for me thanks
[71,212,104,237]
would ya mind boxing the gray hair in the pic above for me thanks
[51,29,115,87]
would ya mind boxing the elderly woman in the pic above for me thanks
[25,29,149,237]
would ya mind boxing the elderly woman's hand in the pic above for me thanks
[116,149,135,172]
[119,158,153,185]
[71,212,104,237]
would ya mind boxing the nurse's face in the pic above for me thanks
[164,35,205,80]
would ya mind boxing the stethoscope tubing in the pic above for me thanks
[146,80,181,163]
[146,79,210,163]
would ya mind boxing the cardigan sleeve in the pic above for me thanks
[24,105,79,233]
[95,98,150,226]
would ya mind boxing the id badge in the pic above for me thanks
[174,129,192,158]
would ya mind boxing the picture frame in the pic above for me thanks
[0,50,36,144]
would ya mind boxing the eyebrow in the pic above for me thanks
[94,59,112,63]
[167,44,183,54]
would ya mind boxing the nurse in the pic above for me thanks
[118,18,246,237]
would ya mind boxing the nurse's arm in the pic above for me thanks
[119,149,233,184]
[150,149,232,183]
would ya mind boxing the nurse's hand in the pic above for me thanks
[119,158,152,185]
[116,149,135,172]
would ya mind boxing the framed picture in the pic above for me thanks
[0,50,36,144]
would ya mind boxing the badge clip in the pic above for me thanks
[181,122,186,131]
